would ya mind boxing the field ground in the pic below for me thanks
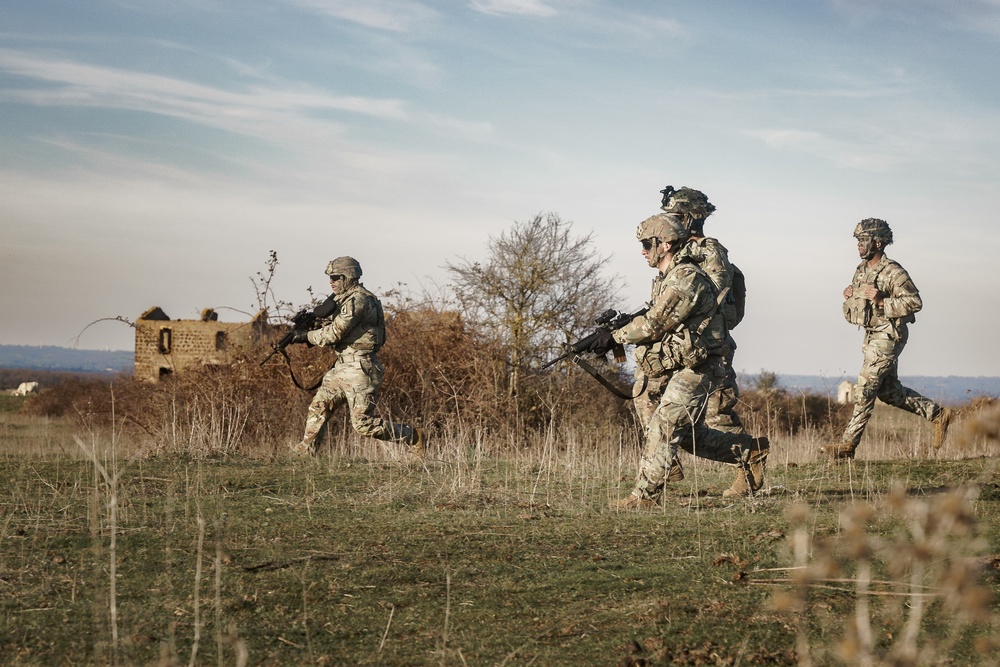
[2,401,999,666]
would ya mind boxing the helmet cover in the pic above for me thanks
[660,186,716,221]
[325,256,363,280]
[853,218,893,246]
[636,213,688,244]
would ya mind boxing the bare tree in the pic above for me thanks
[446,212,623,398]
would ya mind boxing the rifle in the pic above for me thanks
[259,293,340,368]
[542,308,645,369]
[541,307,648,399]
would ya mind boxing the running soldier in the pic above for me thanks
[289,257,426,458]
[608,214,768,509]
[660,187,746,433]
[821,218,952,460]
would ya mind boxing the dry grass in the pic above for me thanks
[3,371,999,665]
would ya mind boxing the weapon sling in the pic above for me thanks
[569,354,649,400]
[276,347,325,392]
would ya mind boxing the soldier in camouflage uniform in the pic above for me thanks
[289,257,426,458]
[821,219,952,460]
[643,186,755,495]
[661,187,746,434]
[608,214,769,509]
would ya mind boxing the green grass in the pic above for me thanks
[2,443,999,666]
[0,394,27,415]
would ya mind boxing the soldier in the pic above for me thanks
[660,187,745,433]
[821,219,952,460]
[658,186,755,495]
[608,214,769,509]
[289,256,426,459]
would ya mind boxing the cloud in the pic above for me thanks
[0,48,500,173]
[749,128,906,171]
[830,0,1000,37]
[470,0,558,17]
[282,0,439,32]
[0,48,408,126]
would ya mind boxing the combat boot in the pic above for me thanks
[289,441,316,458]
[667,457,685,482]
[609,492,659,510]
[933,408,953,449]
[819,442,857,460]
[723,437,769,498]
[408,428,427,460]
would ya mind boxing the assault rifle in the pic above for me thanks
[542,307,648,399]
[259,293,340,367]
[542,308,645,369]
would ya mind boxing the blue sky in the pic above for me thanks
[2,0,998,379]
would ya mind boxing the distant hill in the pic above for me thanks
[1,346,995,405]
[0,345,133,374]
[741,373,1000,405]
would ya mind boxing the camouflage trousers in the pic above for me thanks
[704,342,744,434]
[841,327,941,447]
[301,352,417,450]
[633,357,751,499]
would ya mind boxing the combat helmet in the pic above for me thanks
[325,256,363,280]
[637,213,688,245]
[853,218,893,246]
[660,186,716,221]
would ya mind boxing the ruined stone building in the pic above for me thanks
[134,307,268,382]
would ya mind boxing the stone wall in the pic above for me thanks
[134,307,268,382]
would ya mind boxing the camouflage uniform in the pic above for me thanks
[645,187,758,499]
[675,237,744,434]
[839,256,944,448]
[614,251,753,500]
[294,261,423,457]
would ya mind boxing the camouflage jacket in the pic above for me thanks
[307,282,386,354]
[612,255,726,376]
[676,237,731,294]
[843,256,922,336]
[676,236,744,331]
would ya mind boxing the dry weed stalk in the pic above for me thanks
[774,487,999,666]
[75,433,122,666]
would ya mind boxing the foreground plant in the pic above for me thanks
[770,487,999,666]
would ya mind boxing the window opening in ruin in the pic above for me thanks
[158,367,173,379]
[158,327,172,354]
[215,330,227,350]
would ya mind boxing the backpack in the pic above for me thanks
[726,264,746,329]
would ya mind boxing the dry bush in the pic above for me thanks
[958,396,1000,450]
[738,387,852,438]
[378,300,634,443]
[378,304,506,429]
[22,342,322,457]
[0,368,116,393]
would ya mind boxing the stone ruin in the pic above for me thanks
[134,306,269,382]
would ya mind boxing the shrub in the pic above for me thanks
[738,387,853,437]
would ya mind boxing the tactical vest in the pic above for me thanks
[634,264,722,378]
[332,285,386,354]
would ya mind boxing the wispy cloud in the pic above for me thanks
[0,48,408,127]
[0,46,502,199]
[830,0,1000,37]
[748,128,906,171]
[470,0,559,17]
[282,0,439,32]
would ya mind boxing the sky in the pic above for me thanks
[2,0,999,381]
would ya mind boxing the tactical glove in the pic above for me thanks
[583,328,616,356]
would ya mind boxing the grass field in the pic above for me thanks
[2,398,999,666]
